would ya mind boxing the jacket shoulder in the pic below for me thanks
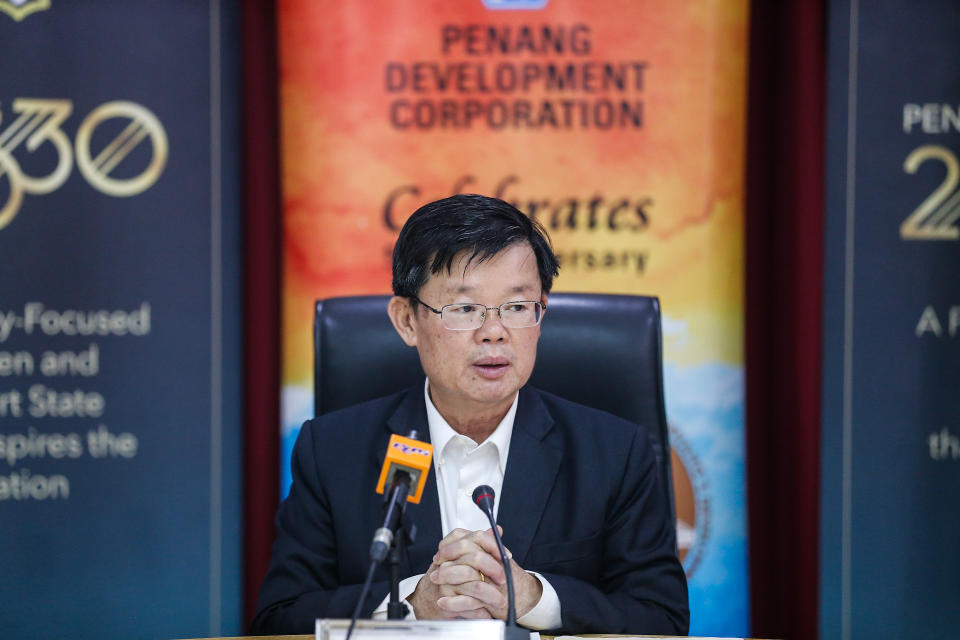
[528,386,646,439]
[298,385,419,448]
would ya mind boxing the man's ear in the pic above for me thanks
[536,292,548,337]
[387,296,419,347]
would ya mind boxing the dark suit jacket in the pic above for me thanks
[251,384,689,636]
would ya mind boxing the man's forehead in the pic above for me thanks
[427,244,540,295]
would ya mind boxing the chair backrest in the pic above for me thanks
[314,292,675,519]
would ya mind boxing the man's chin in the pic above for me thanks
[468,376,524,405]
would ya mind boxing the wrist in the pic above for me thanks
[517,570,543,617]
[407,573,437,619]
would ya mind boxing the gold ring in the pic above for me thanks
[479,571,486,583]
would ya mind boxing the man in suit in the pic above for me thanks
[251,194,689,635]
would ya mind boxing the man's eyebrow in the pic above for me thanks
[446,285,476,295]
[505,285,535,295]
[444,283,537,295]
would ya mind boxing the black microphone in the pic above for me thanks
[369,469,411,562]
[472,485,527,639]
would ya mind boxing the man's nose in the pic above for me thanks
[475,308,507,342]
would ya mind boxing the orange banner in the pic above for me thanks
[279,1,748,633]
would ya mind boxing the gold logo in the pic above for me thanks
[75,102,168,197]
[900,145,960,240]
[0,99,168,231]
[0,0,50,22]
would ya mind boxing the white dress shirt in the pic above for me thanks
[373,379,561,629]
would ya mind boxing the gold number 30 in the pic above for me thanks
[900,145,959,240]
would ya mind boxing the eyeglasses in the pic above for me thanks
[412,296,546,331]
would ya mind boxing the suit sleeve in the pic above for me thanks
[540,427,689,636]
[249,422,387,635]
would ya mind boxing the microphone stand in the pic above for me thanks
[386,511,416,619]
[473,486,530,640]
[347,473,416,640]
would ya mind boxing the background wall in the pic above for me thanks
[0,2,243,639]
[820,1,960,638]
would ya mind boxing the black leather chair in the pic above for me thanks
[314,292,675,520]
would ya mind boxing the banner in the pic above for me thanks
[0,2,241,639]
[821,1,960,638]
[279,0,748,634]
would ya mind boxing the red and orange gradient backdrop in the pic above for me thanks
[278,1,748,634]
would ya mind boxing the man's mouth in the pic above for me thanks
[474,356,509,366]
[472,357,510,378]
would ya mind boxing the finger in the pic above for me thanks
[430,528,478,572]
[450,579,508,610]
[437,583,506,617]
[478,528,511,559]
[483,528,514,563]
[437,528,474,549]
[435,539,510,585]
[435,551,507,585]
[433,533,485,565]
[430,563,487,586]
[435,532,486,562]
[437,594,489,613]
[435,529,510,566]
[454,607,494,620]
[437,582,458,600]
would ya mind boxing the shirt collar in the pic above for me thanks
[423,378,517,473]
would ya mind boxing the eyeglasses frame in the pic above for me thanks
[411,295,546,331]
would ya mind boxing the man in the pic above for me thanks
[251,194,688,635]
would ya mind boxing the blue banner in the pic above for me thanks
[821,1,960,638]
[0,2,241,639]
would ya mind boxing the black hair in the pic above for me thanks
[391,194,560,300]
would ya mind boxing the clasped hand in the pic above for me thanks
[408,527,542,621]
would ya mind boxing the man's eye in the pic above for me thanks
[452,305,476,314]
[504,303,528,313]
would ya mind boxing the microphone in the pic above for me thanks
[369,431,434,562]
[350,431,435,639]
[376,432,433,503]
[472,485,526,639]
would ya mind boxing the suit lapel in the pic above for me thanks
[497,387,562,567]
[380,384,442,575]
[372,385,561,572]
